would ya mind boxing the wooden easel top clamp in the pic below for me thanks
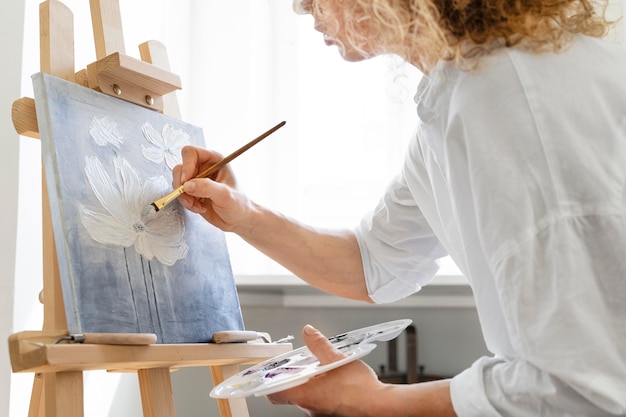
[13,0,183,141]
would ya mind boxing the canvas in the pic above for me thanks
[33,72,244,343]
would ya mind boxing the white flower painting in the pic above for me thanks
[141,122,191,170]
[33,72,243,343]
[80,156,188,266]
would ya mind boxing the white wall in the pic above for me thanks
[0,1,25,416]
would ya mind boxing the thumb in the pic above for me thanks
[303,325,346,365]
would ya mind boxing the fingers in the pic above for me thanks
[177,191,207,214]
[181,178,221,200]
[302,325,346,365]
[176,179,223,214]
[173,145,223,188]
[169,144,249,232]
[171,164,183,188]
[172,145,229,215]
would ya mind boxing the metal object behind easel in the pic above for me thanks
[377,324,450,384]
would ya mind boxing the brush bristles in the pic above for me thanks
[150,186,185,212]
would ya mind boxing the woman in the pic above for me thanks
[174,0,626,415]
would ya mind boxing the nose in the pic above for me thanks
[292,0,312,15]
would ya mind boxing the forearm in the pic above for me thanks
[332,380,456,417]
[287,377,457,416]
[235,202,372,302]
[367,380,456,417]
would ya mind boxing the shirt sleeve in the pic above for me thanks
[354,174,448,304]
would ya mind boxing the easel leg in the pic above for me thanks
[43,371,84,417]
[28,373,44,417]
[211,365,250,417]
[138,368,177,417]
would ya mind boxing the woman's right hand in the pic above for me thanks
[172,145,255,232]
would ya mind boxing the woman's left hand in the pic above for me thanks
[266,325,386,416]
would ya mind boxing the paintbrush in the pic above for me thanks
[150,120,286,212]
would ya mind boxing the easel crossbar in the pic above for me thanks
[9,331,291,374]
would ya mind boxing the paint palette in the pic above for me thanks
[210,319,412,399]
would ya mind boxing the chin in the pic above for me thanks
[324,35,370,62]
[341,51,371,63]
[336,46,370,62]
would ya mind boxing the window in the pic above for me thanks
[182,1,461,277]
[17,0,460,286]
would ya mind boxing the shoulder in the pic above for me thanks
[417,35,626,146]
[450,35,626,108]
[416,47,523,126]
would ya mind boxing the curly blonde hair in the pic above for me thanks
[313,0,612,70]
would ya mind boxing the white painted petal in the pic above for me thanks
[135,207,188,266]
[141,197,186,258]
[141,175,170,203]
[112,156,145,216]
[80,206,136,247]
[145,208,185,239]
[161,124,178,141]
[163,125,191,170]
[134,233,156,261]
[141,123,167,164]
[136,232,188,266]
[164,152,182,171]
[89,116,123,148]
[84,156,128,221]
[166,124,189,141]
[141,144,166,164]
[154,240,189,266]
[142,122,165,146]
[145,206,188,265]
[89,127,108,147]
[163,124,191,148]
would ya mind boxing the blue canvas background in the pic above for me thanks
[33,72,244,343]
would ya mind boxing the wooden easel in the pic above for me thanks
[8,1,291,416]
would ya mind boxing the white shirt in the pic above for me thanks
[355,35,626,416]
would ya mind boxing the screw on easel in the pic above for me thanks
[145,95,154,105]
[112,84,122,96]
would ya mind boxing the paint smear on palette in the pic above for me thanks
[210,320,412,399]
